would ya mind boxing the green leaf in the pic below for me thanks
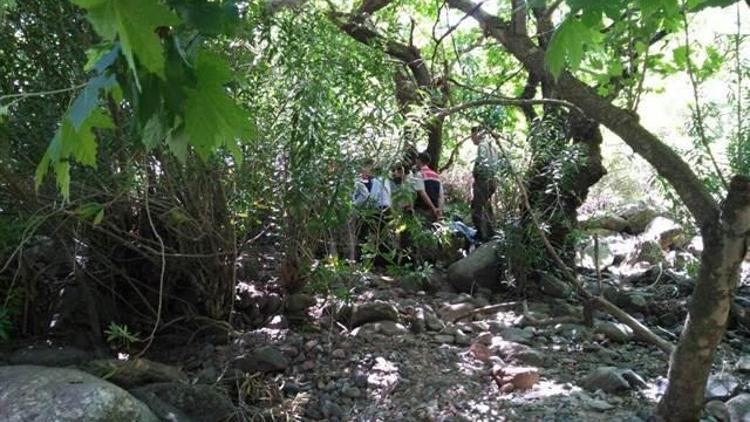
[545,18,591,78]
[672,45,688,70]
[69,74,117,130]
[93,208,105,225]
[142,115,165,150]
[72,0,180,79]
[183,51,252,161]
[35,109,113,198]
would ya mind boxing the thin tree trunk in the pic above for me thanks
[656,176,750,421]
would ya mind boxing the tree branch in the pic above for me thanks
[445,0,720,229]
[437,97,584,117]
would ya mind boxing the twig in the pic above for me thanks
[594,234,603,297]
[0,82,88,102]
[437,97,585,117]
[137,171,166,357]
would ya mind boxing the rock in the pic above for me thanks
[644,216,686,250]
[342,385,362,399]
[594,321,634,343]
[350,301,400,327]
[705,373,740,401]
[130,382,235,422]
[537,272,571,298]
[630,240,664,265]
[584,397,615,411]
[433,334,455,344]
[726,393,750,422]
[496,366,539,390]
[0,365,158,422]
[736,356,750,373]
[618,203,661,234]
[705,400,730,422]
[321,400,344,419]
[331,349,346,359]
[8,346,92,367]
[285,293,316,314]
[511,348,545,367]
[500,327,534,345]
[446,240,503,292]
[373,321,409,336]
[583,212,629,233]
[454,330,472,346]
[410,308,427,333]
[232,346,289,373]
[580,367,645,394]
[425,310,446,331]
[438,302,474,322]
[576,240,616,270]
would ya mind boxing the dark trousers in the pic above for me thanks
[472,175,496,242]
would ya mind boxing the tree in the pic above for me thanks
[443,0,750,419]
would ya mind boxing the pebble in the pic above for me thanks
[332,349,346,359]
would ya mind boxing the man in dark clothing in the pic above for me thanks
[470,126,498,242]
[413,152,444,225]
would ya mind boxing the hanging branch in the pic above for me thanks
[486,128,675,355]
[681,3,729,190]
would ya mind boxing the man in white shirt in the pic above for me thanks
[353,158,392,263]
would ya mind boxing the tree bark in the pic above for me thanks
[331,5,447,167]
[655,175,750,421]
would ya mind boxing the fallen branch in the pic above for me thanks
[516,302,583,327]
[488,130,675,355]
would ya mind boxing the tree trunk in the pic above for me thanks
[656,176,750,421]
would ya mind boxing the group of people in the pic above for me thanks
[348,126,501,263]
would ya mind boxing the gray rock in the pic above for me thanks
[500,327,535,345]
[538,272,571,298]
[433,334,455,344]
[372,321,409,336]
[342,385,362,398]
[350,301,400,327]
[736,356,750,373]
[726,393,750,422]
[8,346,92,367]
[583,212,629,233]
[438,302,474,322]
[0,365,158,422]
[705,400,730,422]
[232,346,289,373]
[512,348,545,367]
[331,349,346,359]
[285,293,316,314]
[705,373,740,401]
[130,383,235,422]
[446,240,503,292]
[454,330,472,346]
[425,311,446,331]
[594,321,634,343]
[644,216,686,249]
[619,203,661,234]
[580,367,645,394]
[321,400,344,419]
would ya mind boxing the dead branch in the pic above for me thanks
[452,301,522,323]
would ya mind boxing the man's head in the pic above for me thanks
[391,163,406,179]
[361,158,375,177]
[471,126,483,145]
[415,152,431,168]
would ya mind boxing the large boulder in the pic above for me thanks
[581,212,629,233]
[580,367,646,394]
[726,393,750,422]
[447,239,502,292]
[130,383,236,422]
[618,203,661,234]
[643,216,686,250]
[0,365,158,422]
[231,346,289,374]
